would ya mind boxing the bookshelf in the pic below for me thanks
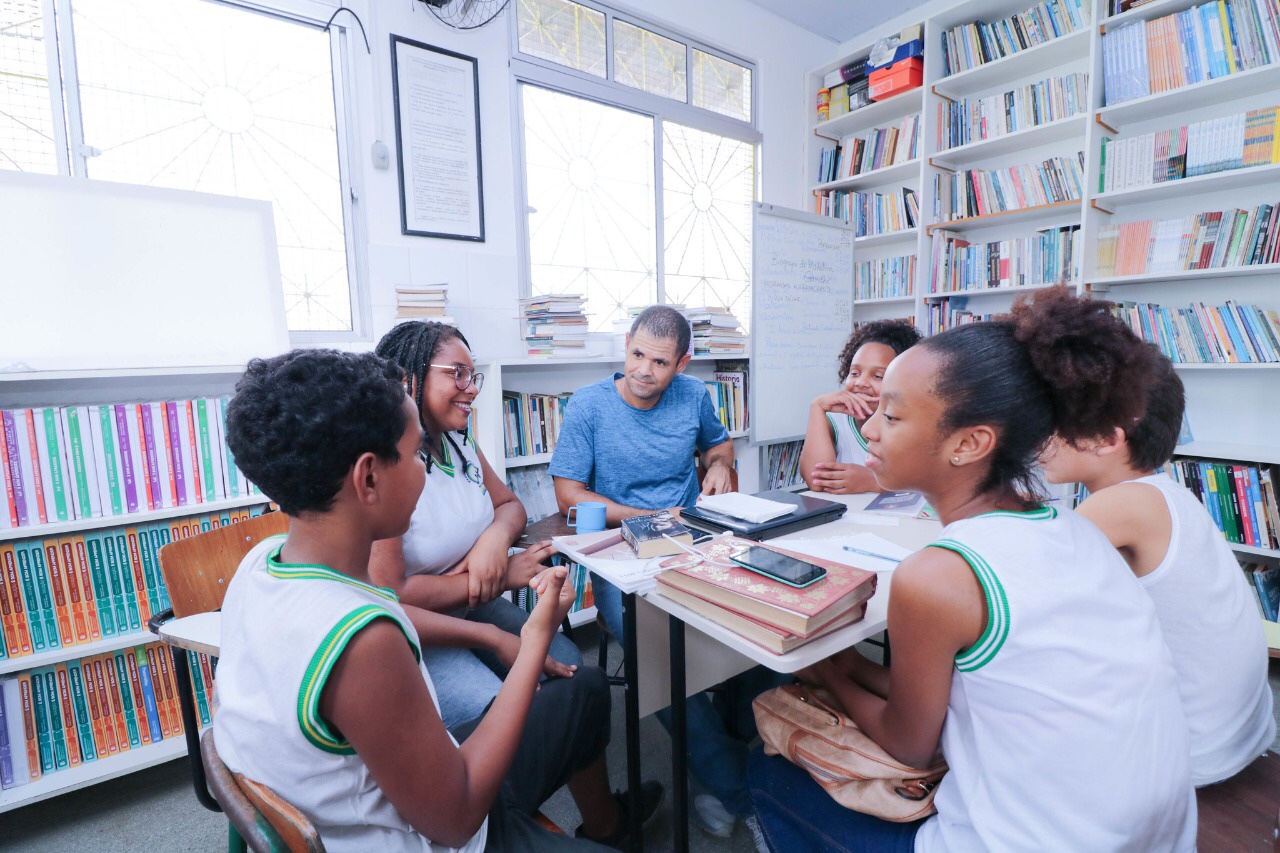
[0,367,264,812]
[811,0,1280,639]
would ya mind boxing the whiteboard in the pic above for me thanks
[0,171,288,374]
[749,203,856,445]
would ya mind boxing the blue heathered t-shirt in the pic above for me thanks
[549,373,730,511]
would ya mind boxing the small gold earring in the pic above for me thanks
[951,456,961,465]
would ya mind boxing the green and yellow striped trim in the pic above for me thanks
[297,605,421,753]
[976,505,1057,521]
[434,438,456,478]
[930,539,1010,672]
[267,546,399,602]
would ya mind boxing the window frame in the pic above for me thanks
[31,0,369,341]
[509,0,761,306]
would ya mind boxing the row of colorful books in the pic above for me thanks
[501,391,572,459]
[511,557,594,618]
[2,399,259,530]
[929,225,1081,293]
[855,254,917,301]
[704,368,749,434]
[936,72,1088,151]
[764,440,804,490]
[922,297,995,336]
[1109,300,1280,364]
[1094,203,1280,276]
[0,507,264,659]
[1100,107,1280,193]
[933,152,1086,221]
[1169,458,1280,549]
[814,187,919,237]
[505,466,559,524]
[1102,0,1280,106]
[816,116,920,184]
[395,284,455,325]
[0,643,216,789]
[518,294,589,357]
[939,0,1090,77]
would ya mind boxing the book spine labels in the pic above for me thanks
[34,409,69,523]
[116,532,142,632]
[112,405,138,514]
[91,657,122,755]
[144,645,173,739]
[100,655,131,750]
[53,665,79,767]
[66,663,95,764]
[154,643,182,737]
[125,405,153,512]
[27,544,60,650]
[134,646,163,743]
[31,670,53,773]
[124,529,152,626]
[80,657,110,758]
[40,671,65,769]
[196,400,217,503]
[188,650,211,727]
[165,402,187,507]
[102,534,130,634]
[84,534,116,638]
[0,677,11,787]
[182,402,202,504]
[111,653,141,747]
[59,539,89,644]
[61,408,95,520]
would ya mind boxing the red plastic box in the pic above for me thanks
[868,57,923,102]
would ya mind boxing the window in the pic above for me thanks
[0,0,362,335]
[513,0,758,331]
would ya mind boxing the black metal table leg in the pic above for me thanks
[670,615,688,853]
[171,646,220,812]
[622,591,643,852]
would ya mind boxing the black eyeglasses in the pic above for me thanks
[428,363,484,392]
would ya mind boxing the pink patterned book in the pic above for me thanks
[655,536,876,636]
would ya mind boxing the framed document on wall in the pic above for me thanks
[390,36,485,241]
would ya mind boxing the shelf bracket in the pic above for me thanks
[931,85,954,102]
[1084,281,1111,293]
[813,126,840,143]
[1094,114,1118,135]
[1090,200,1114,215]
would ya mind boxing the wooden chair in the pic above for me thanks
[1196,751,1280,852]
[148,512,289,812]
[201,727,324,853]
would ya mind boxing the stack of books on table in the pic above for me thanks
[395,284,454,324]
[686,307,747,355]
[653,537,876,654]
[519,294,589,357]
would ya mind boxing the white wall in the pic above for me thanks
[347,0,831,357]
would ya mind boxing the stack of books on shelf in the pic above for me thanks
[1108,299,1280,363]
[815,187,919,236]
[704,363,749,433]
[1100,106,1280,192]
[856,254,916,300]
[940,0,1090,77]
[505,467,558,522]
[518,295,589,357]
[0,641,215,789]
[1168,457,1280,550]
[0,507,265,661]
[395,284,454,324]
[765,440,804,489]
[609,304,688,353]
[501,391,572,458]
[1102,0,1279,106]
[687,307,747,355]
[936,72,1088,150]
[2,400,260,530]
[652,537,877,654]
[1245,562,1280,621]
[817,116,920,183]
[1094,201,1280,275]
[929,224,1081,292]
[934,152,1086,221]
[924,296,996,335]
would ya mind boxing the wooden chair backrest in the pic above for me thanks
[201,729,324,853]
[159,513,288,618]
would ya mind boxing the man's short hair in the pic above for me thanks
[1124,350,1185,472]
[225,349,408,516]
[630,305,691,357]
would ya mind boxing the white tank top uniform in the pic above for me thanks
[214,536,486,853]
[1127,472,1274,785]
[402,431,494,575]
[826,412,869,465]
[913,506,1197,853]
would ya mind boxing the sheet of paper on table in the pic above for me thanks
[554,528,696,594]
[768,532,913,573]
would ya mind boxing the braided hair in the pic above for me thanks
[374,321,473,468]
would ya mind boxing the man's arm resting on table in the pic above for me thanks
[553,475,660,527]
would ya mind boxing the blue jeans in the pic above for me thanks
[748,748,924,852]
[595,573,792,818]
[425,594,583,733]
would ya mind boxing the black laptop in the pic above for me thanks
[680,489,847,541]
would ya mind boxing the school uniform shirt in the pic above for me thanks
[913,506,1197,853]
[1127,472,1274,785]
[826,412,869,465]
[401,431,494,575]
[214,536,486,853]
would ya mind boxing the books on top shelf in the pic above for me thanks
[652,536,877,651]
[930,224,1081,293]
[856,254,917,300]
[1101,0,1279,106]
[924,296,997,336]
[1,400,261,531]
[936,72,1088,151]
[940,0,1090,77]
[814,186,919,236]
[1100,106,1280,193]
[502,391,572,459]
[518,294,589,357]
[1108,299,1280,363]
[1169,457,1280,550]
[687,306,747,356]
[1094,202,1280,276]
[0,507,264,661]
[933,152,1086,222]
[395,284,454,325]
[816,116,920,184]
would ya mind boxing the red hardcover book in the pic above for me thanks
[82,655,112,757]
[58,538,89,643]
[89,656,120,756]
[71,535,101,641]
[99,655,131,752]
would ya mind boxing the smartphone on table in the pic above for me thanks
[729,545,827,588]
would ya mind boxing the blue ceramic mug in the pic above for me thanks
[567,501,607,533]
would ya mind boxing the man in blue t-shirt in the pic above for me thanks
[551,306,778,846]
